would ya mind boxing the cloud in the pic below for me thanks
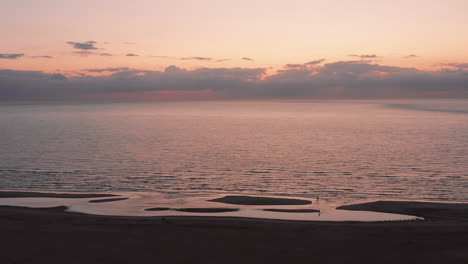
[241,57,254,61]
[1,61,468,101]
[31,56,53,59]
[284,60,326,69]
[85,67,130,73]
[305,59,325,65]
[73,51,95,56]
[0,66,265,100]
[126,53,139,57]
[216,59,231,62]
[0,70,70,100]
[285,64,304,68]
[448,63,468,69]
[404,54,418,59]
[0,53,24,59]
[66,41,98,50]
[124,42,136,44]
[181,57,212,61]
[261,60,467,98]
[100,53,113,56]
[349,54,379,59]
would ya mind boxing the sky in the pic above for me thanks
[1,0,468,100]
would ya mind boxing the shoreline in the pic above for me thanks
[0,191,422,221]
[2,190,468,222]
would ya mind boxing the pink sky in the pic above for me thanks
[1,0,468,73]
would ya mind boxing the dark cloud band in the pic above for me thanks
[0,53,24,59]
[1,61,467,101]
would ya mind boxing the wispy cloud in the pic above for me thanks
[285,64,304,68]
[0,53,24,59]
[241,57,254,61]
[73,51,95,56]
[66,41,98,50]
[447,63,468,69]
[284,59,325,69]
[404,54,418,59]
[349,54,379,59]
[100,53,113,56]
[31,56,53,59]
[126,53,139,57]
[85,67,130,73]
[181,57,212,61]
[216,59,231,62]
[305,59,325,65]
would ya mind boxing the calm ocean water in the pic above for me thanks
[1,99,467,203]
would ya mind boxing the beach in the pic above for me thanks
[0,191,467,264]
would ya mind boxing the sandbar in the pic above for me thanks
[337,201,468,221]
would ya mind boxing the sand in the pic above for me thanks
[338,201,468,222]
[0,192,467,264]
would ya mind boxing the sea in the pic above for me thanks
[1,99,467,205]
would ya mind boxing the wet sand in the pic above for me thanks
[0,192,467,264]
[209,195,312,205]
[174,208,240,213]
[338,201,468,221]
[145,207,241,213]
[263,208,320,213]
[88,197,129,203]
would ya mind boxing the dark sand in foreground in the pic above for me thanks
[0,192,467,264]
